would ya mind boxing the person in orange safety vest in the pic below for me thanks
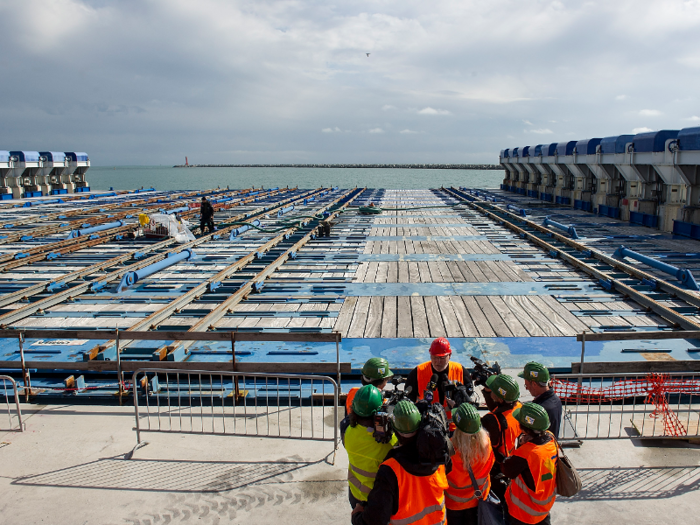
[405,338,465,424]
[351,400,450,525]
[503,403,557,525]
[446,403,496,525]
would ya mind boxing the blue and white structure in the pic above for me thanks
[0,150,90,198]
[500,127,700,233]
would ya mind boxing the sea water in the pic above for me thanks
[88,166,504,191]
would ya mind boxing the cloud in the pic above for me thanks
[523,120,533,125]
[382,105,396,111]
[368,128,385,134]
[615,95,628,100]
[525,128,553,135]
[418,107,451,115]
[632,127,653,133]
[321,127,342,133]
[399,129,418,134]
[686,116,700,121]
[638,109,662,117]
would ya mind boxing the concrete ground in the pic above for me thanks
[2,400,700,525]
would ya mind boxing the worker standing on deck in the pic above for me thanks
[480,374,522,501]
[520,362,562,438]
[405,337,464,421]
[200,196,215,234]
[446,403,496,525]
[351,400,450,525]
[344,385,398,509]
[503,403,557,525]
[346,358,394,416]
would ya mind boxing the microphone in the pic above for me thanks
[427,373,439,392]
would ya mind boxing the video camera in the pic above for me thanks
[469,356,501,387]
[373,376,412,444]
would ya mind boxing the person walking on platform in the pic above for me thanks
[481,374,522,500]
[344,385,398,509]
[405,337,464,421]
[519,362,562,438]
[351,400,450,525]
[346,358,394,416]
[446,404,496,525]
[199,196,215,234]
[503,403,557,525]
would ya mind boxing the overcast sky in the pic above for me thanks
[1,0,700,166]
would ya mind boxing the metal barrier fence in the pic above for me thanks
[132,368,339,457]
[553,371,700,440]
[0,375,24,432]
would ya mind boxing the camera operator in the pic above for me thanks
[344,385,398,509]
[351,400,451,525]
[346,358,395,416]
[405,338,465,420]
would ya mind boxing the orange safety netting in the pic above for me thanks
[552,374,700,437]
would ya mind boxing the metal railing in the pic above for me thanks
[0,375,24,432]
[553,371,700,440]
[131,368,339,456]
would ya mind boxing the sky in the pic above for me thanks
[1,0,700,166]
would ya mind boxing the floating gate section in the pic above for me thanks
[0,375,24,432]
[132,369,339,454]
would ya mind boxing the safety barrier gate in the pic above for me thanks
[131,368,339,458]
[0,375,24,432]
[553,371,700,440]
[556,330,700,441]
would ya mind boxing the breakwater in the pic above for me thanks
[173,163,504,170]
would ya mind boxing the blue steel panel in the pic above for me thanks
[512,147,520,157]
[39,151,66,162]
[678,127,700,151]
[534,145,543,156]
[633,130,678,153]
[503,149,510,158]
[0,151,9,162]
[10,151,40,162]
[575,138,602,155]
[65,152,89,161]
[522,146,530,157]
[600,135,634,154]
[555,141,577,156]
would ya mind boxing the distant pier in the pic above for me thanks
[173,163,504,170]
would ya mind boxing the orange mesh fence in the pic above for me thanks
[553,374,700,437]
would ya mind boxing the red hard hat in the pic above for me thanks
[429,337,451,356]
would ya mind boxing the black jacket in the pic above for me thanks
[351,437,452,525]
[405,362,464,405]
[200,201,214,219]
[533,389,562,439]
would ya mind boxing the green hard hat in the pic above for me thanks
[486,374,520,402]
[362,357,394,381]
[392,400,422,434]
[352,385,384,417]
[518,362,550,383]
[453,403,481,434]
[513,402,550,432]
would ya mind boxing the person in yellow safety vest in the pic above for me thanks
[346,358,395,416]
[503,403,557,525]
[405,337,464,423]
[480,374,522,501]
[351,400,450,525]
[446,404,496,525]
[344,385,399,509]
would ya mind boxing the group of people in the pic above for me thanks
[343,338,563,525]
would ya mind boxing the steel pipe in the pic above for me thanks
[67,220,125,239]
[229,220,261,240]
[543,216,579,239]
[117,249,196,292]
[277,205,294,217]
[613,245,699,290]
